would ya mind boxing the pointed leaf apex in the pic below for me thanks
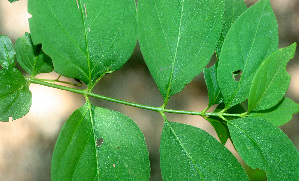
[248,43,297,112]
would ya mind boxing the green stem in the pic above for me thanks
[163,109,243,118]
[29,77,162,112]
[36,78,82,87]
[29,78,244,119]
[88,91,163,112]
[29,78,87,95]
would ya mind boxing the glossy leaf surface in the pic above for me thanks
[138,0,224,100]
[217,0,278,108]
[249,97,299,126]
[52,103,150,180]
[0,68,31,121]
[248,43,296,112]
[204,63,223,107]
[0,35,16,69]
[228,117,299,180]
[29,0,137,85]
[15,33,53,77]
[216,0,247,58]
[160,121,249,180]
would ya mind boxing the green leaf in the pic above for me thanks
[208,103,246,144]
[228,117,299,180]
[138,0,224,101]
[248,43,297,112]
[206,117,229,145]
[52,103,150,180]
[204,63,223,107]
[249,97,299,126]
[28,0,137,85]
[160,120,249,180]
[51,104,97,180]
[217,0,278,109]
[0,35,16,69]
[93,106,150,180]
[0,68,32,122]
[216,0,247,58]
[15,33,54,77]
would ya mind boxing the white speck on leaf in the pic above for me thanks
[76,0,79,9]
[84,3,87,18]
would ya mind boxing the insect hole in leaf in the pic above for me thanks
[232,69,243,82]
[96,138,104,147]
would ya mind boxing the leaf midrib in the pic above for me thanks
[165,0,185,101]
[229,120,290,176]
[226,0,267,108]
[167,121,205,180]
[44,0,89,81]
[56,106,93,179]
[87,102,100,181]
[77,0,92,84]
[249,50,290,112]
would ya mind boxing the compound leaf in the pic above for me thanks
[51,102,150,180]
[249,97,299,126]
[228,117,299,180]
[217,0,278,109]
[29,0,137,85]
[204,63,223,107]
[0,35,16,69]
[248,43,296,112]
[0,68,32,121]
[138,0,224,100]
[216,0,247,58]
[15,33,53,77]
[160,120,249,180]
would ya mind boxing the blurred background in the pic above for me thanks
[0,0,298,180]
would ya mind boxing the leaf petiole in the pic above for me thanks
[33,77,82,87]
